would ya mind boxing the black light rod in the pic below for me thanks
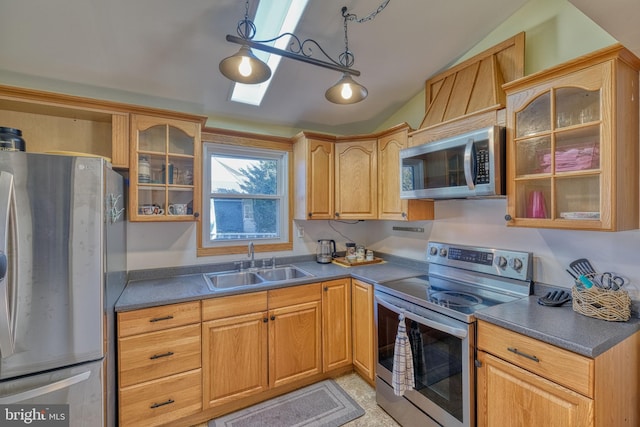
[226,35,361,77]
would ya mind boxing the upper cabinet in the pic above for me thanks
[0,85,129,167]
[334,137,378,220]
[293,132,334,220]
[503,45,640,231]
[129,114,202,222]
[378,124,434,221]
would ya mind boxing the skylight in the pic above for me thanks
[230,0,310,106]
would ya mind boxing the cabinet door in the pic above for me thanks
[130,114,201,222]
[505,53,639,231]
[269,300,322,388]
[378,127,434,221]
[202,311,269,408]
[322,278,352,372]
[351,279,375,383]
[334,139,378,219]
[477,351,593,427]
[307,139,335,219]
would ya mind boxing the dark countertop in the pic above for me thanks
[475,295,640,358]
[115,256,427,312]
[116,256,640,359]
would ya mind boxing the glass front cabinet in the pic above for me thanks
[503,45,639,231]
[130,114,202,221]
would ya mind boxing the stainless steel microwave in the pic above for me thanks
[400,125,505,199]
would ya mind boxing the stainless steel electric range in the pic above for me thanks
[375,241,533,427]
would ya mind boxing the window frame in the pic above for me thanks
[197,130,293,257]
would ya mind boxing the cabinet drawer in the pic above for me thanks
[119,369,202,427]
[269,283,322,309]
[118,301,201,337]
[477,321,594,397]
[119,324,201,387]
[202,291,268,321]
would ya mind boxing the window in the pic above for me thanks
[200,142,290,253]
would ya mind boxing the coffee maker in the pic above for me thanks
[316,239,336,263]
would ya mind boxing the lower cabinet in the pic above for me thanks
[477,320,640,427]
[117,301,202,427]
[322,278,352,372]
[351,279,375,383]
[201,284,322,410]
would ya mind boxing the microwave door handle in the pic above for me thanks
[0,172,15,357]
[376,296,468,339]
[464,138,476,190]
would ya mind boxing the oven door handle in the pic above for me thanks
[376,296,468,339]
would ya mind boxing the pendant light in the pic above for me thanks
[219,45,271,84]
[220,1,390,103]
[325,73,368,104]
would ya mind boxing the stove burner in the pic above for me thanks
[429,291,483,308]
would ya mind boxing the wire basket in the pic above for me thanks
[571,284,631,322]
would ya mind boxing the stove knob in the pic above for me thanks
[439,248,448,257]
[510,258,523,272]
[429,246,438,256]
[495,255,508,270]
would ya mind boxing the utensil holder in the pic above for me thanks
[571,284,631,322]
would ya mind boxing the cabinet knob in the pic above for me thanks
[335,212,340,218]
[193,212,200,218]
[270,315,276,321]
[308,212,312,218]
[263,317,268,323]
[324,286,328,291]
[504,214,512,221]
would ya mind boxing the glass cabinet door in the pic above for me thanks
[511,85,602,224]
[131,115,200,221]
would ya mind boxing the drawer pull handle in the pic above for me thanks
[150,399,175,409]
[149,351,174,360]
[508,347,540,362]
[149,315,174,323]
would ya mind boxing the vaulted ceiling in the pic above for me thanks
[5,0,623,136]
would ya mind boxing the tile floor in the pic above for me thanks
[193,372,400,427]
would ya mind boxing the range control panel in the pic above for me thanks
[426,241,533,282]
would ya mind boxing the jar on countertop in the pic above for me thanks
[0,127,26,152]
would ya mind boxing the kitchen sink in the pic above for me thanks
[256,265,312,281]
[206,265,313,291]
[206,271,264,289]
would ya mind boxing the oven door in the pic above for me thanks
[375,291,474,427]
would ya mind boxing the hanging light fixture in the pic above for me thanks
[219,2,271,84]
[219,1,391,104]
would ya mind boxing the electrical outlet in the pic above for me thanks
[296,226,304,238]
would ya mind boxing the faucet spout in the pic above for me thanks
[248,242,255,268]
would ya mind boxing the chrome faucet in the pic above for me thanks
[248,242,255,268]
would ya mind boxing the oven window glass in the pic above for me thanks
[377,304,464,422]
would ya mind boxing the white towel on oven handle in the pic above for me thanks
[392,312,415,396]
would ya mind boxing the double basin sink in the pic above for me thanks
[205,265,313,291]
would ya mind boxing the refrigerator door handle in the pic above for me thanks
[0,171,16,357]
[0,371,91,404]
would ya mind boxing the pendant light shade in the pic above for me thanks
[219,45,272,84]
[325,73,368,104]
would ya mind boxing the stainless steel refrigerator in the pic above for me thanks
[0,152,126,426]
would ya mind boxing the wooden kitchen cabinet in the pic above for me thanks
[292,132,335,220]
[201,284,322,409]
[0,85,129,168]
[503,44,640,231]
[351,279,376,384]
[117,301,202,427]
[322,278,352,372]
[334,137,378,219]
[377,124,434,221]
[268,283,323,388]
[477,320,640,427]
[201,292,269,408]
[129,113,202,222]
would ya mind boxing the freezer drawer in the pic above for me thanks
[0,359,106,426]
